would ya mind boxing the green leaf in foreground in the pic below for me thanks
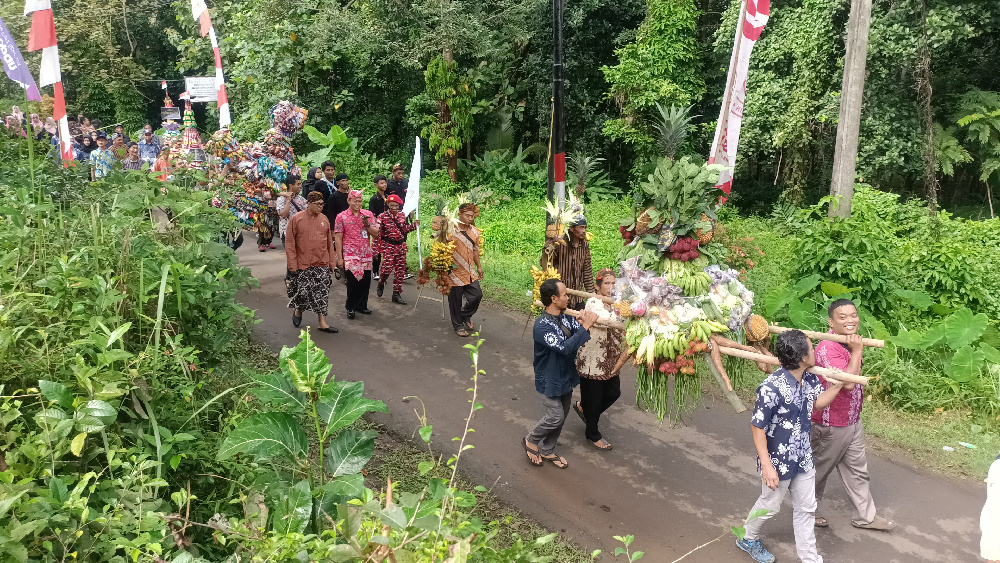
[325,429,377,477]
[39,380,73,409]
[270,479,312,535]
[946,345,986,383]
[281,329,332,394]
[943,308,989,350]
[217,412,308,462]
[317,380,388,435]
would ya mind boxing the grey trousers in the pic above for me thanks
[743,469,823,563]
[810,422,877,524]
[526,392,572,456]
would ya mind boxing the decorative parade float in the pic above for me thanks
[532,155,873,422]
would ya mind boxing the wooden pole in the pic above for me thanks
[716,346,870,385]
[564,288,615,304]
[766,325,884,348]
[533,301,624,329]
[702,352,746,413]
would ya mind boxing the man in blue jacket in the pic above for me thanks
[524,279,598,468]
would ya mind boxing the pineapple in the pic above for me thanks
[695,213,716,244]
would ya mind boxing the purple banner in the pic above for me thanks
[0,17,41,101]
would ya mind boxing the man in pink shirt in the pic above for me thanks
[811,298,894,531]
[334,190,379,319]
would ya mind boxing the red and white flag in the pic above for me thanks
[161,80,168,89]
[179,90,191,100]
[708,0,771,199]
[190,0,230,127]
[24,0,72,164]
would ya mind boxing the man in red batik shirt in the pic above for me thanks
[810,298,894,531]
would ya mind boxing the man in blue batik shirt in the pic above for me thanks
[524,279,597,469]
[736,330,845,563]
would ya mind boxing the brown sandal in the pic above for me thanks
[455,328,471,338]
[540,453,568,468]
[814,516,829,528]
[591,439,613,450]
[524,438,543,466]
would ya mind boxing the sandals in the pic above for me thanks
[814,516,828,528]
[852,516,895,531]
[455,328,471,338]
[524,438,542,466]
[539,453,569,468]
[317,326,339,333]
[591,439,613,450]
[464,320,474,330]
[573,401,586,424]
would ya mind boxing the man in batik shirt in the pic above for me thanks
[334,189,379,319]
[736,330,844,563]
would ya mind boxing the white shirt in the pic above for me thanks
[984,458,1000,561]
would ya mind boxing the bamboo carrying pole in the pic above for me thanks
[766,325,884,349]
[716,346,870,385]
[533,301,624,329]
[564,288,616,304]
[702,353,747,413]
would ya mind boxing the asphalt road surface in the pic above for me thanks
[236,242,985,562]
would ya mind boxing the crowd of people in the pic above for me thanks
[279,161,445,335]
[525,221,898,561]
[2,105,168,179]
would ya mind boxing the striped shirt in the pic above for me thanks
[449,225,481,286]
[541,234,595,307]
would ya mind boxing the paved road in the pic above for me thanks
[236,243,984,562]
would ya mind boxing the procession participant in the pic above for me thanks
[448,203,484,337]
[387,162,408,201]
[313,164,336,225]
[376,194,418,304]
[369,175,389,279]
[112,124,131,144]
[109,134,128,160]
[525,279,598,468]
[255,187,278,252]
[137,129,161,165]
[89,132,116,180]
[152,141,173,181]
[983,450,1000,563]
[540,214,595,310]
[286,191,338,333]
[276,174,306,245]
[121,143,143,170]
[572,268,630,450]
[302,166,322,198]
[811,299,894,531]
[335,189,379,319]
[330,173,352,223]
[737,330,844,563]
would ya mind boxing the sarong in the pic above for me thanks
[287,266,332,316]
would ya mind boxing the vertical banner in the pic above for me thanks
[401,137,422,263]
[708,0,771,199]
[23,0,73,164]
[190,0,231,128]
[0,17,41,101]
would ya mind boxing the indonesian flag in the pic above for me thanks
[161,80,168,89]
[179,90,191,100]
[23,0,50,14]
[191,0,212,37]
[24,0,72,164]
[708,0,771,199]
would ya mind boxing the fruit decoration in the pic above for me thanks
[529,266,562,314]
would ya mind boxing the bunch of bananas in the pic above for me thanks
[615,300,633,318]
[690,319,728,342]
[675,272,712,296]
[430,241,457,273]
[530,265,561,313]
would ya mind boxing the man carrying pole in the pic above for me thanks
[810,298,894,531]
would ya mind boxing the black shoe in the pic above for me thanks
[334,268,342,280]
[377,282,385,297]
[392,292,407,305]
[292,311,302,327]
[317,326,339,333]
[347,310,355,319]
[358,309,372,315]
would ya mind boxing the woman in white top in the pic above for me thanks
[572,268,630,450]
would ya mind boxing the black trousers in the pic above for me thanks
[373,254,382,278]
[447,281,483,330]
[578,375,621,442]
[345,270,371,312]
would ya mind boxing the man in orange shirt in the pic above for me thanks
[448,203,484,337]
[286,191,339,333]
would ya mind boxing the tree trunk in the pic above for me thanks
[828,0,873,219]
[916,0,938,213]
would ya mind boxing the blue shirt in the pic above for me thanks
[137,138,160,162]
[532,313,590,398]
[751,368,823,481]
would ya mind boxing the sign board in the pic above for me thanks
[160,107,181,121]
[184,76,217,102]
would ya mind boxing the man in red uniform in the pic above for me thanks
[376,195,418,304]
[810,298,893,531]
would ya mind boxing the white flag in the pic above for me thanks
[401,137,421,217]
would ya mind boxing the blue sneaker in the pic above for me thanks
[736,538,775,563]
